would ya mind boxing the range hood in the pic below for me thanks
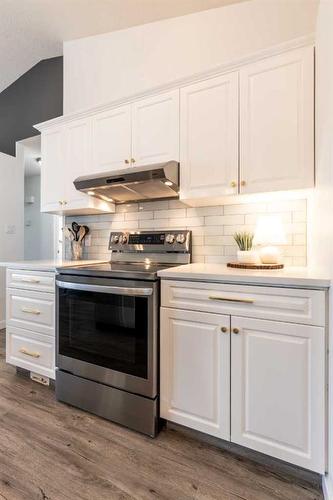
[74,161,179,204]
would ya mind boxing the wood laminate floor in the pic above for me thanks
[0,330,323,500]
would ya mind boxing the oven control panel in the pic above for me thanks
[109,230,191,253]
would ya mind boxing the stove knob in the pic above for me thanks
[166,233,175,244]
[111,234,119,244]
[176,233,186,244]
[119,234,128,245]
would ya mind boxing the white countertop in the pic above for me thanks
[0,259,108,272]
[158,264,331,288]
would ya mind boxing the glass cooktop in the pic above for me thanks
[57,261,180,281]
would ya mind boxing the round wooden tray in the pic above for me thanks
[227,262,284,270]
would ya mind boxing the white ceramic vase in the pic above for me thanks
[237,250,259,264]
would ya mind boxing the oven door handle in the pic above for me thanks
[56,280,153,297]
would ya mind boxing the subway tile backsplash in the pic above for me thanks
[65,198,307,266]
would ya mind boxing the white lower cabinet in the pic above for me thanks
[160,308,230,439]
[160,281,326,473]
[231,316,325,473]
[6,269,56,380]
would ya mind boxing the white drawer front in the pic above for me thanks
[7,269,55,293]
[6,327,55,378]
[6,327,55,379]
[161,280,326,326]
[7,289,55,336]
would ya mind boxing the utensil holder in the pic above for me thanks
[71,240,83,260]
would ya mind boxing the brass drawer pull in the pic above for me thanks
[221,326,228,333]
[233,328,240,334]
[209,296,254,304]
[20,278,40,284]
[19,348,41,358]
[21,307,41,315]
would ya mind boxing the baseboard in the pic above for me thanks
[0,320,6,330]
[323,475,333,500]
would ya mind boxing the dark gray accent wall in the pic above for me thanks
[0,56,63,156]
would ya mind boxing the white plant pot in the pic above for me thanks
[237,250,259,264]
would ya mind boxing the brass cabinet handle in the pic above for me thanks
[209,296,254,304]
[221,326,228,333]
[63,200,68,205]
[19,347,41,358]
[241,180,246,187]
[230,181,237,188]
[58,200,63,206]
[21,307,41,315]
[233,328,240,334]
[124,159,130,164]
[131,158,136,163]
[20,278,40,284]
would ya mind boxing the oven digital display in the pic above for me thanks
[128,233,165,245]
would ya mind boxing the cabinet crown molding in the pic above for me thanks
[34,34,314,132]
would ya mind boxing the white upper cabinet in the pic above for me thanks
[240,46,314,194]
[180,72,239,203]
[40,118,114,215]
[131,90,179,166]
[231,316,325,473]
[91,90,179,172]
[91,105,132,173]
[160,307,231,440]
[38,44,315,213]
[41,127,66,213]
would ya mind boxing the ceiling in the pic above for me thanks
[0,0,247,94]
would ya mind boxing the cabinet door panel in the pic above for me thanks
[132,90,179,166]
[64,118,91,207]
[231,316,325,473]
[92,105,131,173]
[161,307,230,439]
[180,73,239,201]
[41,128,65,212]
[240,46,314,193]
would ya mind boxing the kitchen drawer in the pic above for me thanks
[6,326,55,379]
[6,288,55,336]
[161,280,326,326]
[7,269,55,293]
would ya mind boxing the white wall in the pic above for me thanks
[66,197,307,267]
[64,0,318,113]
[310,0,333,496]
[24,175,56,260]
[0,151,24,328]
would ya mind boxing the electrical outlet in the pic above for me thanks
[30,372,50,386]
[84,235,92,247]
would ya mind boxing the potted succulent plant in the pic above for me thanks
[233,231,259,264]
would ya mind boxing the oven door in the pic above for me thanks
[56,275,158,398]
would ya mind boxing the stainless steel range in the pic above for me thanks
[55,230,191,437]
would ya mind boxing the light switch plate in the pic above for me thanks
[5,224,16,234]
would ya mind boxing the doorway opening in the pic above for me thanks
[21,136,62,260]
